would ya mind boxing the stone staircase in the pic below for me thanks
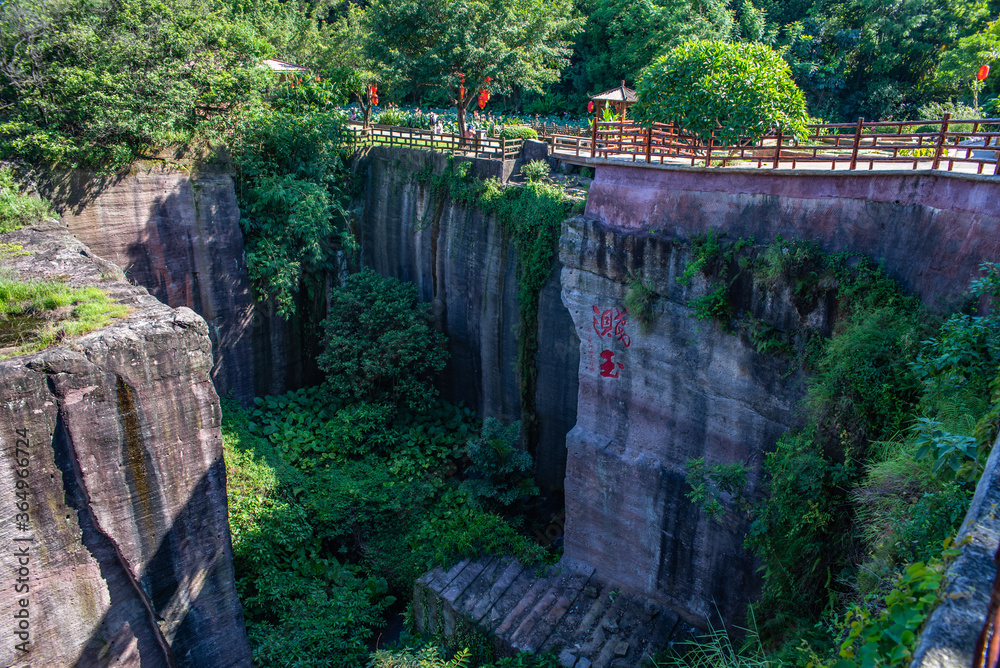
[413,556,692,668]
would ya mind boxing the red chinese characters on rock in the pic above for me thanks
[592,306,630,347]
[599,350,624,378]
[592,305,630,378]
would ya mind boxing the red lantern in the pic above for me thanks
[588,100,594,113]
[372,94,379,106]
[478,89,488,109]
[460,85,465,99]
[485,76,491,83]
[979,64,991,81]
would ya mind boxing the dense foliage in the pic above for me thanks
[0,0,273,168]
[317,269,449,410]
[675,232,1000,665]
[231,107,356,316]
[365,0,583,137]
[633,39,810,144]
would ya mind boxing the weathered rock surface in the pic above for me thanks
[585,163,1000,310]
[413,556,691,667]
[911,431,1000,668]
[47,166,256,402]
[360,146,579,490]
[0,219,251,666]
[559,215,817,625]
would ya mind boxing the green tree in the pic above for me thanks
[231,108,354,317]
[317,269,449,410]
[462,418,538,513]
[0,0,272,167]
[632,39,809,145]
[321,3,380,127]
[365,0,583,139]
[936,17,1000,111]
[573,0,734,94]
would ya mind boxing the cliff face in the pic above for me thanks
[561,164,1000,628]
[0,220,251,666]
[360,146,579,490]
[51,165,258,403]
[559,216,818,624]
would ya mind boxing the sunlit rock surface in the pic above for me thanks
[0,219,250,667]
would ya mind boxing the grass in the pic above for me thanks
[0,167,54,234]
[0,278,129,358]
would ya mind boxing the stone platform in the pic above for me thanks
[413,556,691,668]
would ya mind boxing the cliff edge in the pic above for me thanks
[0,218,251,666]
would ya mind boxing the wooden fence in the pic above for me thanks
[542,115,1000,174]
[348,124,523,160]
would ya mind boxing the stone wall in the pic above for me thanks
[911,430,1000,667]
[0,219,251,666]
[559,216,816,624]
[359,146,579,491]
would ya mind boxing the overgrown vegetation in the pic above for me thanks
[675,231,1000,665]
[0,167,52,233]
[0,279,129,358]
[225,272,549,666]
[417,157,574,452]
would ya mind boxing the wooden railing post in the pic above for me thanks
[932,113,951,170]
[772,130,783,169]
[849,117,864,170]
[591,118,598,158]
[705,133,713,167]
[645,126,652,163]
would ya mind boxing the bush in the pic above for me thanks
[499,126,539,140]
[462,418,538,512]
[0,168,53,233]
[633,39,809,145]
[318,269,449,410]
[521,160,550,183]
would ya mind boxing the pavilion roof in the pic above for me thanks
[263,59,308,72]
[590,82,637,103]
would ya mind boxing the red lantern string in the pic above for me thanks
[588,100,594,113]
[979,64,991,81]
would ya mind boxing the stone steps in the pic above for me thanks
[414,556,690,668]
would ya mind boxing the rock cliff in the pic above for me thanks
[0,219,251,666]
[49,165,259,403]
[360,146,579,491]
[559,215,815,624]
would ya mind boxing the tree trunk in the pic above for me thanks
[456,103,468,146]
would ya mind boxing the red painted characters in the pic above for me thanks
[592,305,630,378]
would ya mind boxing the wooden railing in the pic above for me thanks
[348,124,523,160]
[528,122,591,138]
[577,116,1000,175]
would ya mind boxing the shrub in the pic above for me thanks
[462,418,538,512]
[499,126,539,140]
[318,269,449,410]
[633,39,809,145]
[0,168,53,233]
[521,160,551,183]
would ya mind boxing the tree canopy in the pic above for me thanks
[365,0,583,136]
[632,39,809,145]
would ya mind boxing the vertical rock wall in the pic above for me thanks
[0,220,251,666]
[560,163,1000,628]
[559,216,814,624]
[50,166,258,403]
[360,146,579,491]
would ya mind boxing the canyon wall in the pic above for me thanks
[360,146,579,491]
[561,164,1000,625]
[47,163,321,401]
[0,219,251,666]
